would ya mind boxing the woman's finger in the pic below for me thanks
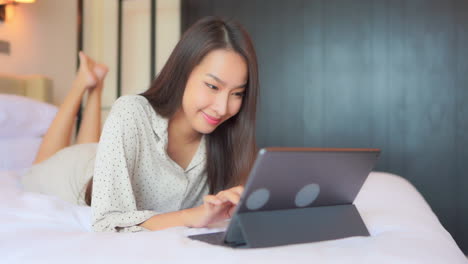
[203,195,223,205]
[216,190,241,205]
[230,185,244,196]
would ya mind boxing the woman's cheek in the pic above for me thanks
[198,89,215,109]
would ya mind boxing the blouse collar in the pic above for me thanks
[151,109,206,173]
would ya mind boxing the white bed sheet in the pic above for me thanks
[0,170,466,264]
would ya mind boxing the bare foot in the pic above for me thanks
[77,51,108,92]
[93,63,109,86]
[77,51,98,90]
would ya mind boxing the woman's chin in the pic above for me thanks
[196,126,216,135]
[193,121,219,134]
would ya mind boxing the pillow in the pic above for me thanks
[0,137,42,170]
[0,94,58,138]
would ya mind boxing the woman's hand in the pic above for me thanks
[186,185,244,228]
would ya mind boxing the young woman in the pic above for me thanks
[23,16,259,233]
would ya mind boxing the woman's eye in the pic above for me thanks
[234,92,245,98]
[205,82,218,90]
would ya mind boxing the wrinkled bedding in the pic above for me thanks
[0,170,466,264]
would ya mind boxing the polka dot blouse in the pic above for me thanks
[91,95,208,233]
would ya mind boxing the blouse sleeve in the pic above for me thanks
[91,96,159,232]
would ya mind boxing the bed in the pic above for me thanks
[0,75,466,264]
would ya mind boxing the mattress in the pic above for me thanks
[0,170,466,264]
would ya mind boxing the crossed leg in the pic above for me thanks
[33,52,108,165]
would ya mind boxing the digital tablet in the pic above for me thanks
[188,147,381,247]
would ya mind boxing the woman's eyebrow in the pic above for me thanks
[206,73,246,89]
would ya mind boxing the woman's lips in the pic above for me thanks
[202,111,221,125]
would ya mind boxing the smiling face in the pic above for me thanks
[181,49,248,134]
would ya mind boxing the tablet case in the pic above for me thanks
[223,204,369,248]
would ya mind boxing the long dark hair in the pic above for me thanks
[85,16,259,205]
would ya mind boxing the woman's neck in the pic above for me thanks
[168,108,202,147]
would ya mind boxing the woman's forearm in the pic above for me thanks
[138,206,200,231]
[139,186,242,231]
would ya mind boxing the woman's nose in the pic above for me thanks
[212,94,228,117]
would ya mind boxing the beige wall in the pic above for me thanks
[156,0,180,73]
[83,0,180,126]
[83,0,118,121]
[0,0,77,105]
[121,0,151,96]
[0,0,179,122]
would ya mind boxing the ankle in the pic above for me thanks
[72,76,87,89]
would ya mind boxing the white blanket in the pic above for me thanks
[0,171,466,264]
